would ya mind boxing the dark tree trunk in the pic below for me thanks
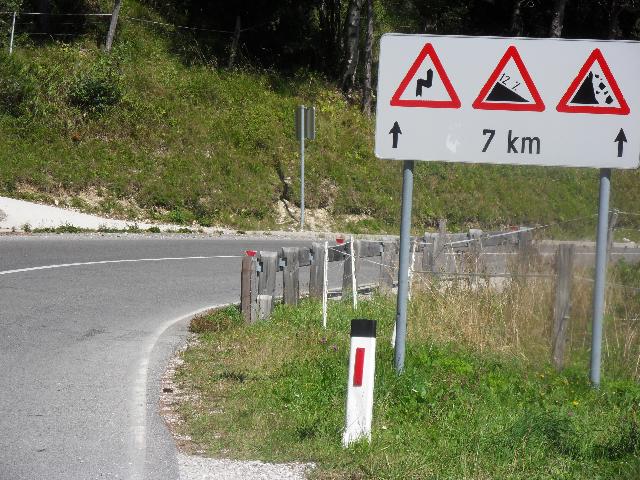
[228,16,241,68]
[510,0,524,36]
[341,0,364,94]
[319,0,342,74]
[549,0,569,38]
[361,0,374,115]
[608,0,623,39]
[36,0,52,33]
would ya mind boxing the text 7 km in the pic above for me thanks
[482,129,541,154]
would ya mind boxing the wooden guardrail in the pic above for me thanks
[240,226,534,324]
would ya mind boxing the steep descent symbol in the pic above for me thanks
[390,43,461,108]
[473,45,545,112]
[556,49,630,115]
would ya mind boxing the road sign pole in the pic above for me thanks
[590,168,611,388]
[394,160,414,374]
[300,108,305,231]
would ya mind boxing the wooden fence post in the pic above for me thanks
[257,294,273,321]
[257,251,277,319]
[435,219,448,273]
[309,242,325,299]
[258,251,277,296]
[241,255,257,324]
[552,244,575,370]
[105,0,122,52]
[517,229,533,274]
[380,241,396,292]
[281,247,300,305]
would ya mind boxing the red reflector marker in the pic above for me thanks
[353,347,365,386]
[245,250,257,257]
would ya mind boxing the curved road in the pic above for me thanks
[0,234,308,480]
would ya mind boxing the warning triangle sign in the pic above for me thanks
[472,46,545,112]
[390,43,461,108]
[556,48,630,115]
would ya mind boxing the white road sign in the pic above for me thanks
[374,34,640,169]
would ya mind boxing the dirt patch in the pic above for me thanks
[275,200,334,231]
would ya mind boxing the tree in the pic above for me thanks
[341,0,364,93]
[549,0,569,37]
[361,0,374,115]
[35,0,51,32]
[510,0,524,36]
[319,0,343,74]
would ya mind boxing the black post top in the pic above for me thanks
[350,319,377,338]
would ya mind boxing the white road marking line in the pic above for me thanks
[129,303,231,480]
[0,256,242,276]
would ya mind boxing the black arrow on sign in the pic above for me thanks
[389,121,402,149]
[615,128,627,157]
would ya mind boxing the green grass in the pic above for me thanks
[1,1,640,234]
[175,296,640,479]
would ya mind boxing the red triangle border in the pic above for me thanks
[390,43,461,109]
[556,48,630,115]
[472,46,545,112]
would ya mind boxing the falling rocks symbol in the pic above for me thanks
[615,128,627,157]
[571,71,599,104]
[389,121,402,148]
[556,48,629,115]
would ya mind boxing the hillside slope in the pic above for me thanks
[1,1,639,237]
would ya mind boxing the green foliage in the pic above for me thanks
[3,0,640,233]
[68,56,123,113]
[613,259,640,287]
[177,297,640,479]
[0,53,34,116]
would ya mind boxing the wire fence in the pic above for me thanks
[0,10,268,53]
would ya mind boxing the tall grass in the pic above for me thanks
[408,254,640,381]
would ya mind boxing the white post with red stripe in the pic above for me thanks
[342,319,377,447]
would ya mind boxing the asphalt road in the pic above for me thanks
[0,234,323,480]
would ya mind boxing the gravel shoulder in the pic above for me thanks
[160,332,315,480]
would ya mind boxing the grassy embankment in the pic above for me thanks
[1,1,640,236]
[174,260,640,479]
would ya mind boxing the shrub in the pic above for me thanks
[68,57,123,112]
[0,53,34,116]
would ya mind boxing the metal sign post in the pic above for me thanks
[393,160,414,373]
[590,168,611,388]
[295,106,316,231]
[374,34,640,377]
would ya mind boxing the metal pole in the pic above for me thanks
[590,168,611,388]
[9,12,16,55]
[300,107,305,231]
[322,240,328,328]
[394,160,415,373]
[350,235,357,310]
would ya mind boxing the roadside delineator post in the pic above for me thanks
[343,319,377,447]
